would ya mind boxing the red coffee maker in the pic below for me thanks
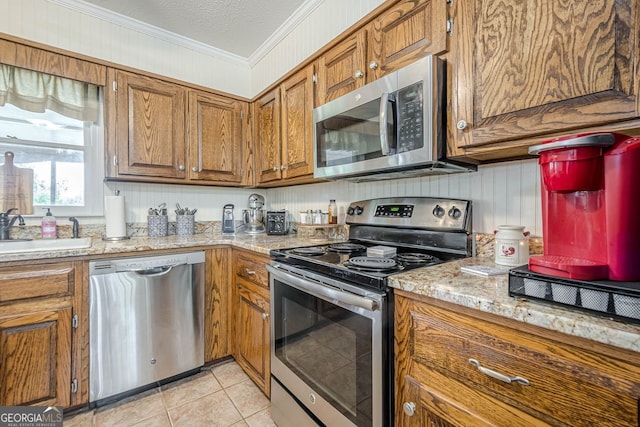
[528,132,640,281]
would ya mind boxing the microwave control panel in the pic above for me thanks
[396,82,424,152]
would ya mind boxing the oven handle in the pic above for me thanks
[266,264,379,312]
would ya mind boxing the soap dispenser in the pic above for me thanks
[41,208,57,239]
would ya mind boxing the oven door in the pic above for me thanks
[267,263,386,427]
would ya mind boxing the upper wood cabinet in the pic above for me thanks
[188,91,245,184]
[255,65,316,186]
[107,69,249,185]
[110,69,187,179]
[449,0,640,161]
[316,0,448,106]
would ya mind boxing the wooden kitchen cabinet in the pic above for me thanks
[109,69,187,179]
[395,290,640,426]
[255,65,316,186]
[232,249,271,397]
[315,0,448,106]
[0,260,84,409]
[205,247,232,363]
[107,69,249,186]
[449,0,640,161]
[188,91,248,185]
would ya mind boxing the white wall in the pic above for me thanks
[0,0,251,97]
[250,0,386,94]
[1,0,543,235]
[266,159,543,236]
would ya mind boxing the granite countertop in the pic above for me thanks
[389,256,640,353]
[0,232,332,262]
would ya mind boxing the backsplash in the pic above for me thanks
[265,159,543,236]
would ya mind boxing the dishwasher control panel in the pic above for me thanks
[90,251,205,275]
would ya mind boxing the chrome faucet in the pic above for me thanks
[0,208,25,240]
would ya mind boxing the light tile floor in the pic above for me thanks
[64,360,276,427]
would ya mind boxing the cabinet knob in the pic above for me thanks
[178,164,186,171]
[281,165,287,170]
[262,312,269,320]
[354,70,364,79]
[272,166,278,171]
[403,402,416,417]
[191,167,198,172]
[369,61,378,70]
[456,120,468,130]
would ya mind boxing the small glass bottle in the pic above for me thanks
[328,199,338,224]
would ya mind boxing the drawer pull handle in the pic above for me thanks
[244,268,256,275]
[469,358,530,386]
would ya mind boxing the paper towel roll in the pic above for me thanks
[104,195,127,238]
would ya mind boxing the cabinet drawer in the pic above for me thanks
[0,262,75,303]
[408,302,640,426]
[233,250,269,289]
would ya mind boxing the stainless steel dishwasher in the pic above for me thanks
[89,251,205,403]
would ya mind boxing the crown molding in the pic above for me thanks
[248,0,324,67]
[48,0,249,67]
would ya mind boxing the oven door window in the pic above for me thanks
[273,280,374,426]
[315,97,395,168]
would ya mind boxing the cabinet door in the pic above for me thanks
[316,31,367,106]
[235,280,270,397]
[280,65,315,180]
[367,0,448,81]
[254,88,282,184]
[205,248,231,363]
[188,91,244,184]
[451,0,640,155]
[114,70,186,178]
[0,308,72,407]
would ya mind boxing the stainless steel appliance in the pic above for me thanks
[89,251,205,404]
[313,56,476,182]
[242,193,266,234]
[222,203,235,234]
[266,210,289,235]
[268,197,473,427]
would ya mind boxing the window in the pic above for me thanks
[0,66,104,217]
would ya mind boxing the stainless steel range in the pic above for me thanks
[267,197,473,427]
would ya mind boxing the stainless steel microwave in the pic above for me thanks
[313,56,475,181]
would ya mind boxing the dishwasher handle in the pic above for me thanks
[130,265,180,277]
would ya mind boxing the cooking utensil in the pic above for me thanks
[0,152,34,215]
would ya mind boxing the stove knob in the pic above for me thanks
[354,206,364,215]
[347,206,355,215]
[448,206,462,220]
[432,205,445,218]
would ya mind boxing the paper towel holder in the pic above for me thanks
[102,189,130,241]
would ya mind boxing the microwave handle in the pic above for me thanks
[379,92,391,155]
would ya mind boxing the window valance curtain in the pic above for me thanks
[0,64,100,122]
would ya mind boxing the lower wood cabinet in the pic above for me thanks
[205,247,232,363]
[232,249,271,397]
[0,260,84,409]
[395,290,640,427]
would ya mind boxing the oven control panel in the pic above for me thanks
[346,197,471,232]
[374,204,414,218]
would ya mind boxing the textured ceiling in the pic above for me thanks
[80,0,307,58]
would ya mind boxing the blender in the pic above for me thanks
[242,194,266,234]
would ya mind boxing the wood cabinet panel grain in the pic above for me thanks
[0,307,72,407]
[205,247,232,363]
[395,292,640,426]
[0,264,74,303]
[450,0,640,158]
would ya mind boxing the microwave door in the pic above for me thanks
[315,98,387,169]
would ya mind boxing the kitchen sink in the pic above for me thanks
[0,237,92,254]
